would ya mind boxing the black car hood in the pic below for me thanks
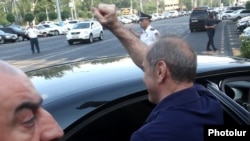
[26,55,250,129]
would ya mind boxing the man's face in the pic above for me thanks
[0,71,63,141]
[142,49,158,104]
[139,19,149,29]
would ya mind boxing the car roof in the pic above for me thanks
[26,55,250,129]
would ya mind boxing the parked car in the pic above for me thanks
[227,9,250,21]
[118,16,133,24]
[35,25,54,37]
[38,21,55,25]
[26,55,250,141]
[169,10,179,17]
[236,16,250,32]
[0,27,29,41]
[226,6,245,11]
[0,29,18,43]
[123,15,139,23]
[66,20,103,45]
[42,23,68,35]
[217,10,234,20]
[64,20,80,30]
[240,26,250,39]
[189,9,209,32]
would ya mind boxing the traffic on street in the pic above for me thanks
[0,16,241,72]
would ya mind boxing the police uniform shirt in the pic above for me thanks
[130,84,223,141]
[140,25,159,46]
[26,27,39,38]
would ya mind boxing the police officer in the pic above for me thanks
[129,12,160,46]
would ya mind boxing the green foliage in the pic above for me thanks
[77,11,85,18]
[0,18,8,26]
[180,0,192,10]
[246,1,250,10]
[239,36,250,58]
[61,10,70,21]
[38,12,47,22]
[24,12,34,22]
[86,12,93,19]
[6,13,15,23]
[143,2,156,14]
[49,12,57,21]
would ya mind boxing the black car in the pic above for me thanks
[0,29,18,43]
[189,9,209,32]
[0,27,29,41]
[26,55,250,141]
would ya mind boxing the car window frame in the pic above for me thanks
[207,81,249,125]
[60,90,152,141]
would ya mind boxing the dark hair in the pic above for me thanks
[209,14,214,19]
[146,34,197,83]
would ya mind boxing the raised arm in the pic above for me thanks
[91,4,148,69]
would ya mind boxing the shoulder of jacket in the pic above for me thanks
[150,28,155,31]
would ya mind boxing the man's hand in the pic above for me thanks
[91,4,120,30]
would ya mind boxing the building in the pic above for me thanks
[163,0,180,11]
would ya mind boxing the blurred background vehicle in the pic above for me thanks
[41,23,68,35]
[64,20,80,30]
[0,26,29,41]
[189,9,209,32]
[227,9,250,21]
[0,29,18,44]
[217,10,234,20]
[66,20,103,45]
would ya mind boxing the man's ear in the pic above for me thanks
[155,61,169,83]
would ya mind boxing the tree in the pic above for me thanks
[61,10,70,21]
[143,2,156,14]
[6,13,15,23]
[24,12,34,22]
[246,1,250,9]
[49,11,57,21]
[38,12,47,22]
[180,0,191,10]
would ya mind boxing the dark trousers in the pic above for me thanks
[30,38,40,53]
[206,31,216,50]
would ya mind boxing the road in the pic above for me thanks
[0,16,241,72]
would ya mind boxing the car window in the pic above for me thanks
[74,23,90,29]
[207,82,249,125]
[190,10,208,19]
[69,21,78,24]
[220,77,250,112]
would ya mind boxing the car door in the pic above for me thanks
[58,90,152,141]
[91,22,98,38]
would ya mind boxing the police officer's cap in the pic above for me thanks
[139,12,152,21]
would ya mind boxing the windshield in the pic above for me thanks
[73,23,90,29]
[191,10,208,19]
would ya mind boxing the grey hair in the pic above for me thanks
[146,34,197,83]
